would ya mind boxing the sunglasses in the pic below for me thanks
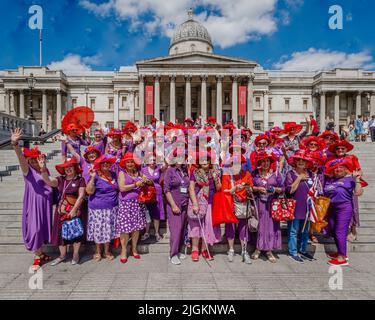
[102,161,112,165]
[308,143,319,147]
[258,142,268,146]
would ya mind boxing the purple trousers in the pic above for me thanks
[225,220,249,242]
[167,204,187,258]
[327,202,353,256]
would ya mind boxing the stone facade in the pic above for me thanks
[1,12,375,133]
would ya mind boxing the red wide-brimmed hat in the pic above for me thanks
[300,136,326,151]
[289,150,313,167]
[123,121,138,134]
[328,140,354,154]
[55,158,82,176]
[270,126,284,135]
[319,131,339,141]
[107,128,123,138]
[284,122,303,134]
[223,122,236,131]
[255,151,277,165]
[23,147,42,159]
[307,151,327,166]
[241,128,253,138]
[150,117,158,123]
[254,134,271,147]
[324,158,354,175]
[83,146,102,161]
[65,123,82,134]
[119,152,140,169]
[93,154,116,171]
[184,118,194,124]
[206,117,217,125]
[61,106,94,135]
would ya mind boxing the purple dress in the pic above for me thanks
[188,170,221,245]
[22,167,53,251]
[51,176,87,246]
[91,136,107,155]
[324,176,356,256]
[252,171,283,251]
[106,143,124,175]
[87,172,118,244]
[116,171,147,234]
[141,165,165,220]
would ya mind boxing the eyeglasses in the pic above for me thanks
[336,147,347,151]
[102,162,112,165]
[258,142,268,146]
[308,143,318,147]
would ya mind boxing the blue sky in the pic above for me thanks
[1,0,374,71]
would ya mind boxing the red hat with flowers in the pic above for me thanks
[93,154,116,171]
[283,122,303,135]
[23,147,42,159]
[255,151,277,165]
[107,128,123,138]
[289,150,313,167]
[300,136,326,151]
[324,158,354,176]
[254,134,271,147]
[83,146,102,161]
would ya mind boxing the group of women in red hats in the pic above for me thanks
[10,115,366,270]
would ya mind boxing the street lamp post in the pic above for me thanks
[27,73,36,121]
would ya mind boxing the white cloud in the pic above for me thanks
[273,48,375,71]
[79,0,279,48]
[48,54,100,71]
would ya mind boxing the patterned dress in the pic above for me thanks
[116,171,147,234]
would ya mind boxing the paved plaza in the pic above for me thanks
[0,251,374,300]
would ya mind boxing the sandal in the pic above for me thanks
[51,256,66,266]
[201,250,214,261]
[105,253,115,261]
[310,235,319,243]
[251,249,261,260]
[266,251,277,263]
[141,233,150,241]
[155,233,163,242]
[93,253,102,262]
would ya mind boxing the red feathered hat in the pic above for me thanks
[107,128,123,138]
[289,150,313,168]
[254,134,271,147]
[319,131,339,142]
[284,122,303,134]
[300,136,326,151]
[93,154,116,171]
[324,158,354,176]
[184,118,194,124]
[23,147,42,159]
[83,146,102,161]
[206,117,217,125]
[255,151,277,165]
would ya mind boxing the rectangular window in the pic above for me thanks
[255,97,261,109]
[285,99,290,110]
[269,122,274,129]
[120,121,126,129]
[268,98,272,111]
[254,121,262,131]
[303,99,308,110]
[90,98,96,109]
[122,96,128,109]
[106,122,114,130]
[72,98,77,108]
[108,98,114,110]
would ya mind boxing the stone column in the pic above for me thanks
[169,75,176,123]
[130,90,135,122]
[231,76,238,125]
[154,75,160,120]
[356,91,362,118]
[138,75,145,125]
[114,90,120,128]
[42,90,47,131]
[263,90,269,132]
[216,75,223,125]
[10,91,16,116]
[320,91,326,131]
[211,88,216,118]
[370,92,375,117]
[185,75,192,120]
[247,74,255,130]
[19,90,25,119]
[334,91,340,133]
[312,94,319,119]
[56,90,62,129]
[201,75,208,121]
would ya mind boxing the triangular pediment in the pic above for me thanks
[136,52,257,67]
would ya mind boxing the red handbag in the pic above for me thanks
[212,191,239,226]
[271,197,296,222]
[138,185,157,203]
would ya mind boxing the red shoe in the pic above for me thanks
[201,250,214,261]
[120,257,128,264]
[31,258,41,272]
[327,258,349,266]
[327,253,349,261]
[133,253,141,259]
[191,250,199,262]
[39,253,52,262]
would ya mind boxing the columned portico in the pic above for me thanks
[154,75,160,120]
[371,92,375,116]
[4,90,10,115]
[138,75,145,125]
[42,90,47,131]
[356,91,362,118]
[263,91,269,132]
[114,90,120,128]
[320,91,326,131]
[56,90,62,129]
[247,75,254,130]
[19,90,25,119]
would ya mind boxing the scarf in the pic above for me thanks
[194,168,210,200]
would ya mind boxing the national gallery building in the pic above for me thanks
[1,10,375,134]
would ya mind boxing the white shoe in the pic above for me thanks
[227,249,235,263]
[51,257,66,266]
[178,253,187,260]
[170,255,181,265]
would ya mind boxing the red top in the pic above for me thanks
[310,119,319,133]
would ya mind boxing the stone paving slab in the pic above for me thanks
[0,252,374,300]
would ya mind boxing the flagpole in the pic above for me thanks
[39,29,42,66]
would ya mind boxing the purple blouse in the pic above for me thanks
[88,172,119,210]
[163,166,190,207]
[119,171,142,201]
[324,176,356,205]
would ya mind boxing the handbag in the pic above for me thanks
[311,196,331,233]
[271,196,296,222]
[247,192,259,232]
[211,191,238,226]
[138,184,157,203]
[61,217,84,241]
[187,188,208,220]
